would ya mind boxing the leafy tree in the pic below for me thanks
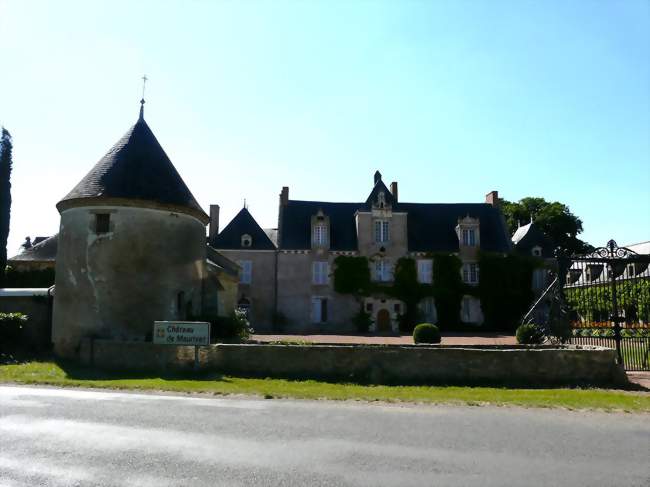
[501,197,592,255]
[0,128,12,287]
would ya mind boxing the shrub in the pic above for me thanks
[516,323,544,345]
[413,323,441,344]
[353,310,373,333]
[193,309,253,342]
[0,313,28,351]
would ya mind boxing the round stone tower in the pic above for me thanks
[52,106,209,357]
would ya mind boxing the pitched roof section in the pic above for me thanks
[511,222,554,257]
[279,201,512,253]
[210,208,276,250]
[9,234,58,262]
[280,200,362,250]
[57,116,208,222]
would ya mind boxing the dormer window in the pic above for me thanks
[313,224,328,246]
[456,216,480,248]
[531,246,542,257]
[374,220,390,243]
[462,229,476,246]
[378,191,386,209]
[241,234,252,248]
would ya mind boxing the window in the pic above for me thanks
[375,259,391,282]
[241,234,252,248]
[313,225,328,246]
[312,261,329,285]
[378,191,386,208]
[311,297,328,323]
[419,297,437,323]
[177,291,185,315]
[462,263,479,284]
[374,220,390,243]
[95,213,110,234]
[532,269,546,290]
[461,296,473,322]
[366,302,373,312]
[238,260,252,284]
[532,246,542,257]
[462,228,476,246]
[417,259,433,284]
[394,303,401,313]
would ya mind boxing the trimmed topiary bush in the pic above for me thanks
[413,323,441,344]
[516,323,544,345]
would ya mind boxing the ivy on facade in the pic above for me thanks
[333,253,542,332]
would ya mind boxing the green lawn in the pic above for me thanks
[1,361,649,412]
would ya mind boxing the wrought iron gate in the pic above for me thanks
[561,241,650,371]
[523,240,650,371]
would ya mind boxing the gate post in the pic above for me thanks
[607,240,623,365]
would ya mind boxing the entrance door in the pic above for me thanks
[376,309,391,333]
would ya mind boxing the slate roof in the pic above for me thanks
[9,234,58,262]
[57,114,208,222]
[210,208,276,250]
[511,222,554,257]
[278,200,512,253]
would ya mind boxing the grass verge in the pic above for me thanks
[1,361,649,412]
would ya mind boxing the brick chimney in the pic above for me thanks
[390,182,398,202]
[280,186,289,206]
[485,190,499,207]
[209,205,220,242]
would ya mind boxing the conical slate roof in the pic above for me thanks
[57,114,208,222]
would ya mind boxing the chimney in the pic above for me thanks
[280,186,289,206]
[390,182,398,202]
[485,190,499,207]
[209,204,220,242]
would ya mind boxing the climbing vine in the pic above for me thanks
[333,252,542,332]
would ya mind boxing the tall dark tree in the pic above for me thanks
[501,196,593,255]
[0,127,13,286]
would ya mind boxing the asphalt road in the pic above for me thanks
[0,386,648,487]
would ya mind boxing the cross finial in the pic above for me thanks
[139,75,148,120]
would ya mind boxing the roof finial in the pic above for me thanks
[139,74,148,120]
[244,198,247,209]
[374,170,382,185]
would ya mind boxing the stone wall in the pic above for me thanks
[80,340,627,387]
[53,206,207,357]
[0,289,52,350]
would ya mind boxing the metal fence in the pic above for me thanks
[561,241,650,371]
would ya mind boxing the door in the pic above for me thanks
[376,309,391,332]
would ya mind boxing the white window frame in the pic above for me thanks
[241,234,252,248]
[375,259,391,282]
[313,225,328,246]
[462,228,476,246]
[311,296,328,323]
[312,261,329,285]
[417,259,433,284]
[462,263,479,285]
[238,260,252,284]
[374,220,390,243]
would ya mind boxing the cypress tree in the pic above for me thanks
[0,127,13,287]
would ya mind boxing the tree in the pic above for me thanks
[501,197,592,255]
[0,127,13,287]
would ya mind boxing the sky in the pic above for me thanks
[0,0,648,255]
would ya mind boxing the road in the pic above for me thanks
[0,385,648,487]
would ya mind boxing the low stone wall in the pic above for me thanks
[0,289,53,351]
[79,340,627,387]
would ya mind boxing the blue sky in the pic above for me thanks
[1,0,648,255]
